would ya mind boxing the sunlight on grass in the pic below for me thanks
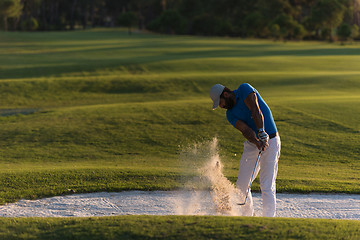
[0,29,359,204]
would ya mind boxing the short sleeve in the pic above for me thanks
[239,83,255,101]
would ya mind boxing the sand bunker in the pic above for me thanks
[0,191,359,219]
[1,138,358,219]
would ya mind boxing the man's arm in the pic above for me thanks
[242,91,269,150]
[244,92,264,130]
[235,119,267,150]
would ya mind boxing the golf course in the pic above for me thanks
[0,28,359,239]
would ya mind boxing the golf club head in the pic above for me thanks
[237,196,248,205]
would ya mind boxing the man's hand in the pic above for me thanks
[257,128,269,151]
[256,139,268,151]
[235,121,269,151]
[258,128,269,143]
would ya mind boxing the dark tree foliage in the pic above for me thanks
[0,0,359,41]
[117,11,137,34]
[337,22,352,41]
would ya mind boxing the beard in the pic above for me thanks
[224,94,236,109]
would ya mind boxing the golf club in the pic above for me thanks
[237,150,262,205]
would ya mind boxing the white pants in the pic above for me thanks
[236,135,281,217]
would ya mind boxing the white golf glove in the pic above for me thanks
[258,128,269,143]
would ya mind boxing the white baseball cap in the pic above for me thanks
[209,84,225,109]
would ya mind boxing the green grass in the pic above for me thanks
[0,216,359,240]
[1,28,359,240]
[0,28,359,203]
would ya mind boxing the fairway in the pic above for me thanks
[0,28,359,239]
[0,29,359,205]
[0,215,358,240]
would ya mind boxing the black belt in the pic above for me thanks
[269,132,278,139]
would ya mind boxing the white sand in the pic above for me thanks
[0,191,359,220]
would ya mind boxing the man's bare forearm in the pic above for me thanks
[251,109,264,131]
[235,120,258,144]
[244,92,265,131]
[240,127,258,145]
[235,119,267,150]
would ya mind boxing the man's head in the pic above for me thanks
[209,84,236,110]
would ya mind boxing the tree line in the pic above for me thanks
[1,0,360,41]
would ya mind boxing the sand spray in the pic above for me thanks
[175,137,244,216]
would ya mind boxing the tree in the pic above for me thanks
[311,0,346,40]
[118,11,138,34]
[147,9,186,34]
[191,14,233,36]
[337,22,352,41]
[242,11,266,37]
[270,24,281,40]
[269,13,306,40]
[294,24,307,40]
[20,17,39,31]
[21,0,42,27]
[0,0,23,31]
[351,23,359,38]
[354,0,360,26]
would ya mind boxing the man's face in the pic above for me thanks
[219,92,235,109]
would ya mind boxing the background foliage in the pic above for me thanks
[1,0,360,41]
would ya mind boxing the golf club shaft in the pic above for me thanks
[237,150,262,205]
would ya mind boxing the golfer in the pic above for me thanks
[209,83,281,217]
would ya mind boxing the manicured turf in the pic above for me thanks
[1,28,359,239]
[0,29,359,204]
[0,216,359,240]
[0,29,360,239]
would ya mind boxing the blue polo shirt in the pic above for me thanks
[226,83,277,136]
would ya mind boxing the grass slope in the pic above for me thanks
[0,29,359,206]
[0,216,359,240]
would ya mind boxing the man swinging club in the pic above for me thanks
[209,83,281,217]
